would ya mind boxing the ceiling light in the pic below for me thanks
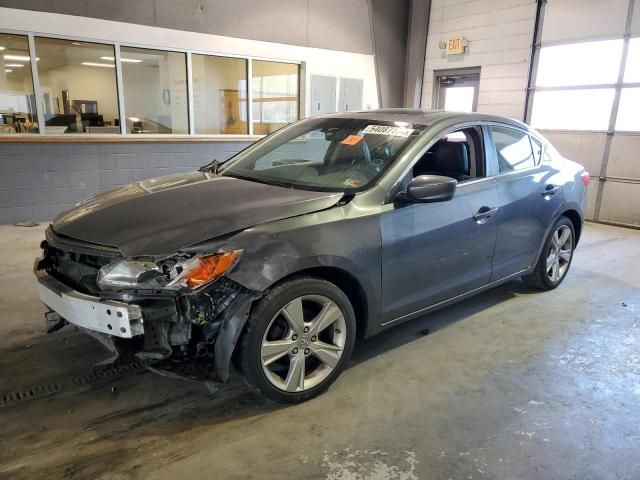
[0,47,5,51]
[5,64,25,68]
[71,42,84,46]
[5,69,12,73]
[82,62,115,68]
[4,54,31,61]
[100,56,142,63]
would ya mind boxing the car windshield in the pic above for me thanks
[219,117,427,192]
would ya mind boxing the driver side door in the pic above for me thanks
[380,125,499,325]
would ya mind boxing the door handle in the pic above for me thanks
[473,206,498,224]
[542,184,560,197]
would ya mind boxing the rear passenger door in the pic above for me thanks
[488,125,563,280]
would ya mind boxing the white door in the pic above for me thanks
[339,78,363,112]
[310,75,337,117]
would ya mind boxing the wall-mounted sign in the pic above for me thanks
[446,37,468,55]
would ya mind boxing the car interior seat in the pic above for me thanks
[414,141,471,181]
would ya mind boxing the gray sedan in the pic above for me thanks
[34,109,589,403]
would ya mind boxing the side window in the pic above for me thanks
[490,126,536,173]
[411,127,485,182]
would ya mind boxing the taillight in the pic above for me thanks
[580,171,590,187]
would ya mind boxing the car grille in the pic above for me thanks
[43,229,122,295]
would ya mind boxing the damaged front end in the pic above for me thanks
[35,228,260,385]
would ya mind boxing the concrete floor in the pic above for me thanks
[0,222,639,479]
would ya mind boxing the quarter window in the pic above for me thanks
[490,126,536,173]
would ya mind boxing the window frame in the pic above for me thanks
[33,36,122,135]
[190,53,250,135]
[0,33,38,134]
[0,28,303,139]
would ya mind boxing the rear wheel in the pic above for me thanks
[238,276,356,403]
[523,216,575,290]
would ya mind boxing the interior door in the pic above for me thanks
[339,78,363,112]
[434,69,480,112]
[310,75,337,117]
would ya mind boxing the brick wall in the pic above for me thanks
[0,141,252,224]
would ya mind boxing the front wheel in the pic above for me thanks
[523,216,575,290]
[238,276,356,403]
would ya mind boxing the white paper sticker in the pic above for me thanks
[362,125,415,137]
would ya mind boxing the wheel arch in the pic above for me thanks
[560,209,582,245]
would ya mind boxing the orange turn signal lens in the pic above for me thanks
[182,251,242,289]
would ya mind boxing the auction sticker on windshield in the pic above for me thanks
[362,125,415,137]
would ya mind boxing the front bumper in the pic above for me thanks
[35,266,144,339]
[34,253,258,383]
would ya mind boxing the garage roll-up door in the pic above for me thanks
[526,0,640,228]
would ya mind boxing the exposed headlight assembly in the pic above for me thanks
[97,250,242,292]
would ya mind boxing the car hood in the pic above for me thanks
[52,172,343,257]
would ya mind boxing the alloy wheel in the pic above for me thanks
[546,225,573,282]
[260,294,347,392]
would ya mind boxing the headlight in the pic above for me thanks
[97,250,242,291]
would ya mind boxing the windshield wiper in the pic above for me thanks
[223,171,295,189]
[199,159,223,174]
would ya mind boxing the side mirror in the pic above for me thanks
[399,175,457,203]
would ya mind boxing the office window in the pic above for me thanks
[491,126,536,173]
[623,38,640,83]
[34,38,120,134]
[535,40,623,87]
[0,34,38,134]
[192,54,248,134]
[252,60,299,135]
[531,89,615,131]
[615,88,640,131]
[120,47,188,134]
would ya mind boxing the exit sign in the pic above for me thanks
[446,37,467,55]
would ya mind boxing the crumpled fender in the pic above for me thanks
[213,289,263,382]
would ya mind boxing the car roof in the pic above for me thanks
[324,108,530,131]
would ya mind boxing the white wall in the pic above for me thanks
[421,0,537,120]
[0,6,379,121]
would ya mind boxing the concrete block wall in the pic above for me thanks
[0,141,252,224]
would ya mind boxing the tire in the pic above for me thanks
[523,216,575,291]
[238,276,356,403]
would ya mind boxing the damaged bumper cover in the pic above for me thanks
[34,256,260,383]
